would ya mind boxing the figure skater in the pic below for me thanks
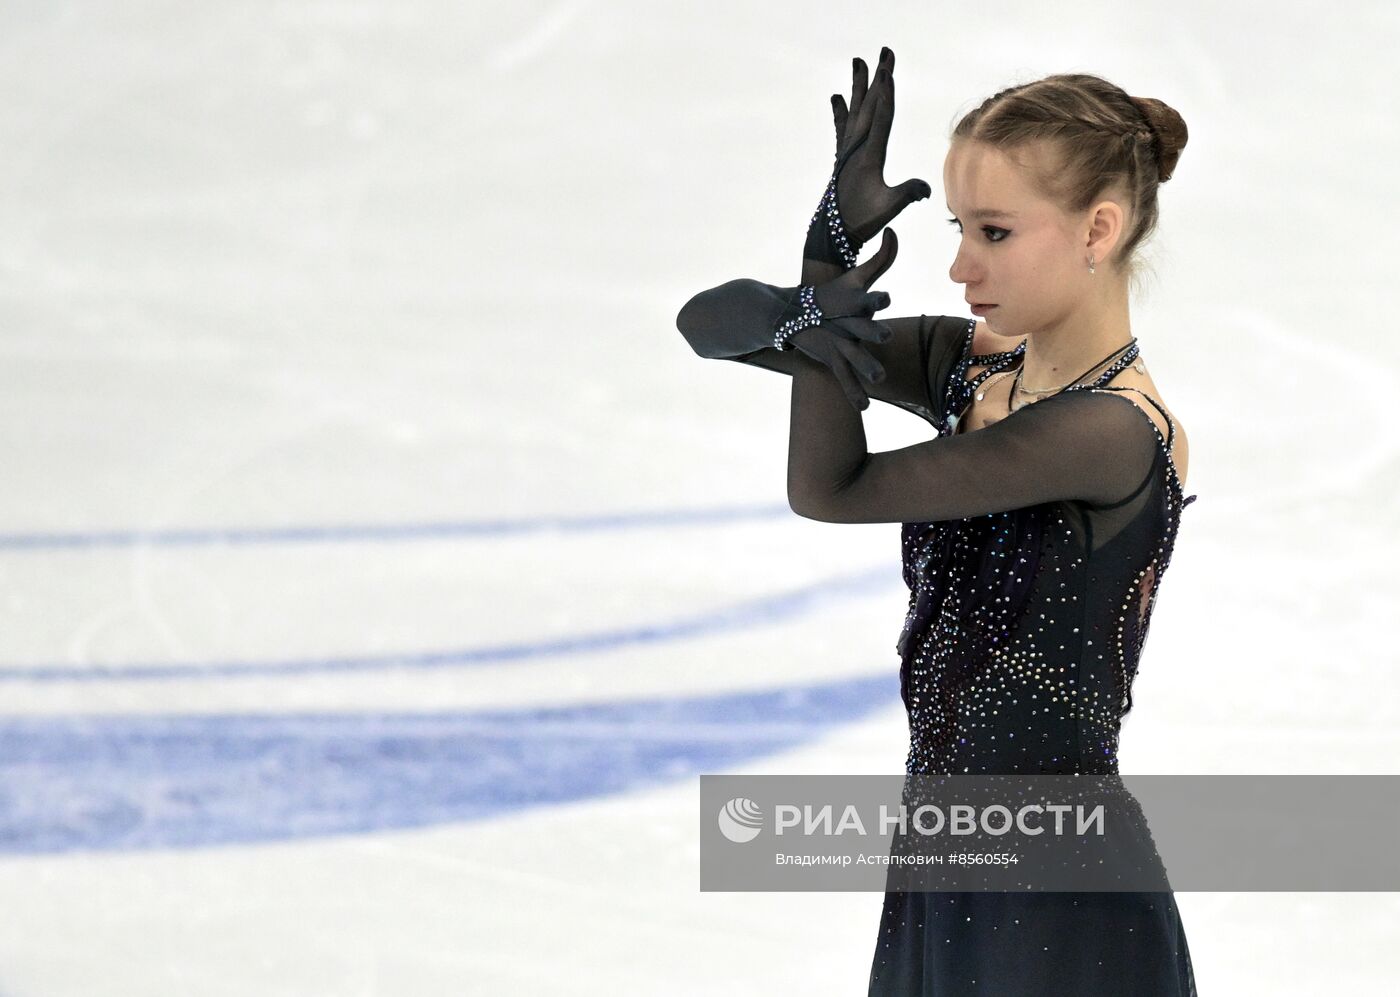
[675,48,1199,995]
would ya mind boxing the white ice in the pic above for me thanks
[0,1,1397,993]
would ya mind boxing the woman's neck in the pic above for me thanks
[1016,286,1134,393]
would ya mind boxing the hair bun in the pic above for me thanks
[1129,95,1188,183]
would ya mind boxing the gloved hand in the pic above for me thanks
[676,229,901,412]
[789,228,901,410]
[803,47,932,276]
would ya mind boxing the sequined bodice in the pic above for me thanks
[897,321,1198,776]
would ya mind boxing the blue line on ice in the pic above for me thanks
[0,672,899,854]
[0,504,792,550]
[0,565,895,682]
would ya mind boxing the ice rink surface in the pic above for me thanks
[0,0,1398,992]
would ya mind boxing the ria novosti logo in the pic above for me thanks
[717,797,764,843]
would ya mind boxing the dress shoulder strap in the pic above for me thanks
[941,320,1026,436]
[1079,385,1177,458]
[1059,342,1176,450]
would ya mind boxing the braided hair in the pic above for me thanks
[951,74,1189,291]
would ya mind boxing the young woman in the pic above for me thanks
[676,49,1198,995]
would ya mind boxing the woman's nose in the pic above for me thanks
[948,244,977,285]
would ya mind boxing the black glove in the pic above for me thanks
[676,229,902,412]
[803,47,931,276]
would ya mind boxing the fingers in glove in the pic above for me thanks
[832,334,887,384]
[848,57,869,125]
[830,292,892,319]
[831,93,848,148]
[892,176,934,211]
[812,279,875,320]
[827,315,893,347]
[812,277,890,320]
[853,228,900,288]
[852,66,888,141]
[865,290,892,316]
[870,61,896,169]
[828,350,873,411]
[791,329,878,403]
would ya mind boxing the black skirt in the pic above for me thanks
[867,889,1197,996]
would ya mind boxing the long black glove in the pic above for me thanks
[675,49,924,410]
[676,230,900,412]
[802,47,931,283]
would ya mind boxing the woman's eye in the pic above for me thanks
[945,218,1009,243]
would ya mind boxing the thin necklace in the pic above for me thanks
[973,339,1136,404]
[974,368,1017,403]
[1007,339,1139,414]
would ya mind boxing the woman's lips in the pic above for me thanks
[970,304,997,316]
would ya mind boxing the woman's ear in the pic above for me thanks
[1084,198,1126,264]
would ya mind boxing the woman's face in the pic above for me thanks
[942,139,1092,337]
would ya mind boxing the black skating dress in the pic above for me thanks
[867,317,1200,996]
[676,299,1200,995]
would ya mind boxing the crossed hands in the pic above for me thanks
[789,47,931,412]
[793,229,901,412]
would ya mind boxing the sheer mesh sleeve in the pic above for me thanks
[732,315,968,427]
[674,277,968,426]
[785,354,1159,524]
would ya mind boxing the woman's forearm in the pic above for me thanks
[786,356,872,520]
